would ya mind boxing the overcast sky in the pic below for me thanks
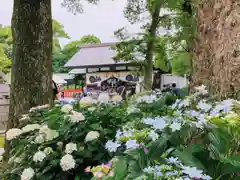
[0,0,140,45]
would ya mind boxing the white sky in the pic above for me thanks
[0,0,141,45]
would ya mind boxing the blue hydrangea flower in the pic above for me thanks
[126,139,139,149]
[105,140,121,152]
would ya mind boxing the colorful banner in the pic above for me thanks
[86,72,141,84]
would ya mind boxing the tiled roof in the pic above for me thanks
[64,42,129,68]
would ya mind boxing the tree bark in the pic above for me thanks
[8,0,53,129]
[143,1,161,90]
[191,0,240,99]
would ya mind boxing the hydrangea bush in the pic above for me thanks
[99,85,240,180]
[1,86,240,180]
[1,99,131,180]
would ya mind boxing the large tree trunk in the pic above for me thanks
[8,0,53,129]
[191,0,240,99]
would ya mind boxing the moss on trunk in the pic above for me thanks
[191,0,240,99]
[8,0,53,129]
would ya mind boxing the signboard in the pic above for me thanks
[86,72,142,84]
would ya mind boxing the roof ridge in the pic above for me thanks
[79,42,118,48]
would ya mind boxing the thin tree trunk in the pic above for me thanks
[7,0,52,130]
[191,0,240,99]
[143,1,161,90]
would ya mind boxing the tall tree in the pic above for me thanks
[114,0,175,90]
[52,19,70,52]
[191,0,240,99]
[8,0,53,130]
[61,35,101,58]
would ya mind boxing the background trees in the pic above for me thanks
[114,0,193,89]
[0,21,101,74]
[0,25,12,73]
[52,34,101,73]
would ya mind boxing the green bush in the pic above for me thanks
[1,101,132,180]
[1,86,240,180]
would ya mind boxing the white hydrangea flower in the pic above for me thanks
[85,131,100,142]
[69,111,85,123]
[34,135,45,144]
[197,101,212,112]
[127,106,140,114]
[170,122,182,132]
[39,125,49,134]
[98,93,110,103]
[60,154,76,171]
[21,167,34,180]
[182,166,203,179]
[45,129,59,141]
[65,143,77,154]
[194,85,208,95]
[14,157,22,163]
[80,96,97,106]
[148,130,159,141]
[137,95,157,103]
[6,128,23,141]
[29,104,49,112]
[19,114,30,122]
[178,99,190,108]
[61,104,73,113]
[33,151,46,162]
[166,157,180,164]
[22,124,40,133]
[38,125,59,141]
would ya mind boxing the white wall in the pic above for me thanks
[161,74,188,88]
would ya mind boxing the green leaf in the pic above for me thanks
[219,154,240,167]
[75,177,80,180]
[89,123,101,130]
[113,157,128,180]
[186,144,205,154]
[147,136,168,162]
[172,149,206,170]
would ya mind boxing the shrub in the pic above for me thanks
[1,101,132,180]
[91,86,240,180]
[1,85,240,180]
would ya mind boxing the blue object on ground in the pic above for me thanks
[60,99,76,105]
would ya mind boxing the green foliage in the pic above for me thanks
[0,20,71,73]
[61,35,101,58]
[1,87,240,179]
[114,0,197,84]
[171,52,191,76]
[52,52,69,73]
[53,35,101,73]
[61,0,100,14]
[1,101,129,180]
[52,19,70,52]
[0,25,12,73]
[0,47,11,73]
[86,89,240,179]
